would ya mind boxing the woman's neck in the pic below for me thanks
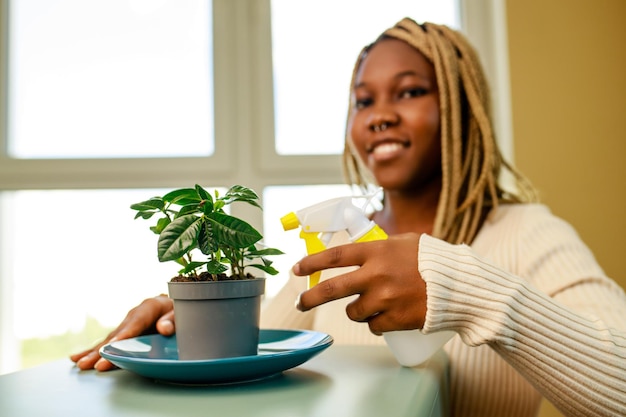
[372,182,440,236]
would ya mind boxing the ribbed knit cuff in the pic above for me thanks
[418,233,522,346]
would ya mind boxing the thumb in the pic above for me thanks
[156,310,175,335]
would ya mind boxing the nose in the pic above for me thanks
[367,105,399,133]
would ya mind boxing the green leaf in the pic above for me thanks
[222,185,262,209]
[195,185,215,214]
[212,200,225,213]
[150,216,171,234]
[226,185,258,200]
[205,212,262,249]
[179,261,207,275]
[158,215,203,262]
[134,211,157,220]
[162,188,202,206]
[206,259,228,275]
[198,221,218,255]
[246,263,280,275]
[201,200,214,215]
[177,203,201,217]
[245,247,284,256]
[130,198,164,211]
[195,184,213,201]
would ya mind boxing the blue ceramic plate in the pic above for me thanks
[100,329,333,384]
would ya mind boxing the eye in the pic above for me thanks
[355,97,373,110]
[400,87,428,99]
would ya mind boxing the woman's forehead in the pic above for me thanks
[356,38,434,83]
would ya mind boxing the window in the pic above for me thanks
[8,0,214,159]
[0,0,510,373]
[271,0,460,155]
[0,189,173,367]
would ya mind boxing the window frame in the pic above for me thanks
[0,0,237,191]
[0,0,513,195]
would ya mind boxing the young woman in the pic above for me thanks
[72,18,626,417]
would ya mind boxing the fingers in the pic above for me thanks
[114,298,165,339]
[292,234,427,335]
[365,312,395,336]
[346,296,424,335]
[70,295,174,372]
[296,268,365,311]
[293,242,381,312]
[345,296,378,323]
[293,242,372,277]
[72,343,109,371]
[69,348,93,363]
[344,293,404,336]
[156,309,176,335]
[94,357,117,372]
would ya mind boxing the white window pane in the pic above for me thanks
[262,184,353,298]
[271,0,460,156]
[0,189,190,371]
[8,0,213,159]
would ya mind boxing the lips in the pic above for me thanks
[367,139,410,160]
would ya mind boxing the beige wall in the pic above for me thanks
[506,1,626,416]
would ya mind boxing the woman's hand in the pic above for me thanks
[70,294,175,371]
[294,233,427,335]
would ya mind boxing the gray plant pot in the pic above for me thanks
[167,278,266,360]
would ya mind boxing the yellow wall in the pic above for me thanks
[506,1,626,415]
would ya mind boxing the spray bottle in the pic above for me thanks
[281,194,455,367]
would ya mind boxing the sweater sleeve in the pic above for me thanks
[418,231,626,417]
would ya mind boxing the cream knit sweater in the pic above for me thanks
[261,204,626,417]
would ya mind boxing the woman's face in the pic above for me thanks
[348,38,442,194]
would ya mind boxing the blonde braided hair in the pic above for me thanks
[343,18,537,245]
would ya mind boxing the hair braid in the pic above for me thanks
[342,18,537,244]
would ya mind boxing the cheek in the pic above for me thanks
[427,108,441,134]
[348,115,368,154]
[347,115,359,141]
[428,101,441,135]
[406,104,440,136]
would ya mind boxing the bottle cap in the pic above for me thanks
[280,212,299,231]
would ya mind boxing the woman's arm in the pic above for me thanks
[419,231,626,417]
[294,206,626,417]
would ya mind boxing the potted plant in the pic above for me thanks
[130,184,283,360]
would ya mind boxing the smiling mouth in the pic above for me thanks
[368,140,410,157]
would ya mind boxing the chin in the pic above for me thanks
[372,176,410,191]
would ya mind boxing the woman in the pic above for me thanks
[72,18,626,417]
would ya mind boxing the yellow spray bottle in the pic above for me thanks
[281,193,455,367]
[280,195,387,288]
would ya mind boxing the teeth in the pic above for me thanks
[372,142,403,156]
